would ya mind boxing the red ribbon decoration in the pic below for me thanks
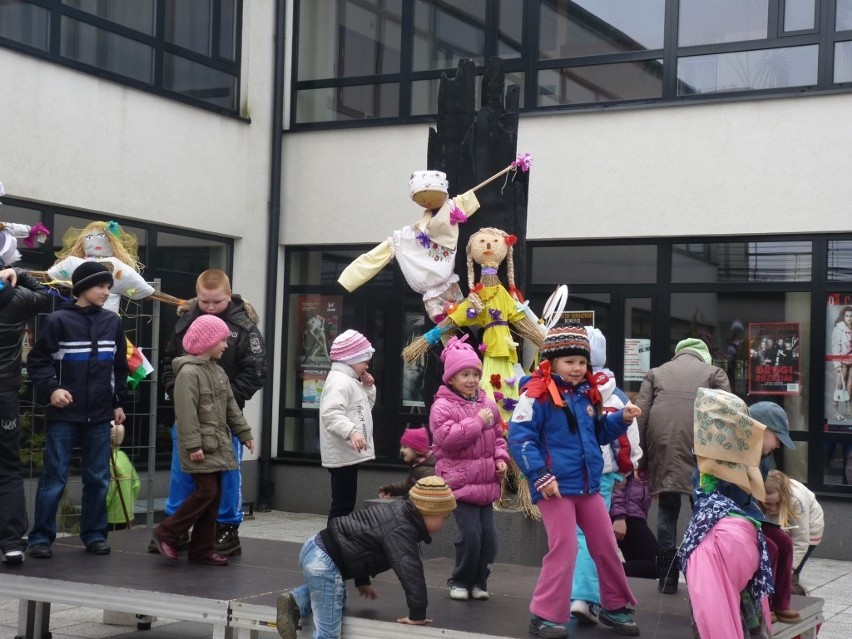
[505,234,518,246]
[508,285,525,302]
[521,360,564,408]
[584,371,608,408]
[490,374,502,390]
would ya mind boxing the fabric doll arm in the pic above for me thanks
[453,190,480,217]
[47,256,84,282]
[102,257,155,299]
[338,240,393,292]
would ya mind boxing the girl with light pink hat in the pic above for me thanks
[320,329,376,524]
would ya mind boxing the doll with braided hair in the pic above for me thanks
[48,220,155,314]
[404,227,544,418]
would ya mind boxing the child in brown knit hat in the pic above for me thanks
[276,476,456,639]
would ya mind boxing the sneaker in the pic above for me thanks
[449,586,469,600]
[215,524,242,556]
[2,550,24,565]
[570,600,599,625]
[275,591,301,639]
[599,607,639,636]
[27,544,52,559]
[471,586,489,600]
[528,615,569,638]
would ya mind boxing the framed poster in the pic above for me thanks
[825,294,852,431]
[623,338,651,382]
[748,322,800,395]
[296,295,342,408]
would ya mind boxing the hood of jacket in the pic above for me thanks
[177,293,259,326]
[172,353,218,375]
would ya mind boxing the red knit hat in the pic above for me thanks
[183,315,230,355]
[400,427,430,453]
[440,335,482,383]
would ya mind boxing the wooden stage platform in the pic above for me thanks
[0,527,823,638]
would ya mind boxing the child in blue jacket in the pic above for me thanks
[508,324,641,638]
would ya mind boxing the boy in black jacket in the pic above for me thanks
[27,261,128,559]
[0,257,54,565]
[276,476,456,639]
[157,269,266,556]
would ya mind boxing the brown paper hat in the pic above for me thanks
[694,387,767,501]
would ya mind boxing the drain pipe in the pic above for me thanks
[257,0,286,511]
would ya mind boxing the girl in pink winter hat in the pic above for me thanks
[378,427,437,499]
[320,330,376,524]
[429,335,509,602]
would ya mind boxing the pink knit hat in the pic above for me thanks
[183,315,230,355]
[330,329,374,365]
[440,335,482,383]
[400,427,430,453]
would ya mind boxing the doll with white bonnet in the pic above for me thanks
[338,171,479,323]
[338,156,533,324]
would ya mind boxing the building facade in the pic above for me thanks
[3,1,852,517]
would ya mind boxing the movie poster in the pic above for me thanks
[297,295,342,408]
[825,294,852,432]
[748,322,800,395]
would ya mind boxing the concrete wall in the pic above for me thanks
[281,93,852,245]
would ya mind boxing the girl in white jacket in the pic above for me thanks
[319,330,376,524]
[761,469,825,594]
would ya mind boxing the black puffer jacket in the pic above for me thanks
[319,499,432,621]
[161,294,265,408]
[0,269,53,390]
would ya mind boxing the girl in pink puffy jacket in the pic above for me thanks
[429,335,509,602]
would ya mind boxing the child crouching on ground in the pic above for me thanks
[378,427,436,498]
[276,476,457,639]
[508,324,641,638]
[151,315,254,566]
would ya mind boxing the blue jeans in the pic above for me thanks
[290,536,347,639]
[165,424,244,525]
[29,420,111,547]
[571,471,620,604]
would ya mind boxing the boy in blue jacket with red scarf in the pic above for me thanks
[508,324,641,638]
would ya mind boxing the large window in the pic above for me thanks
[281,247,431,463]
[292,0,852,128]
[2,197,233,471]
[0,0,242,113]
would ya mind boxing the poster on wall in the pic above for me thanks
[296,295,342,408]
[825,294,852,432]
[623,338,651,382]
[748,322,800,395]
[401,311,427,408]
